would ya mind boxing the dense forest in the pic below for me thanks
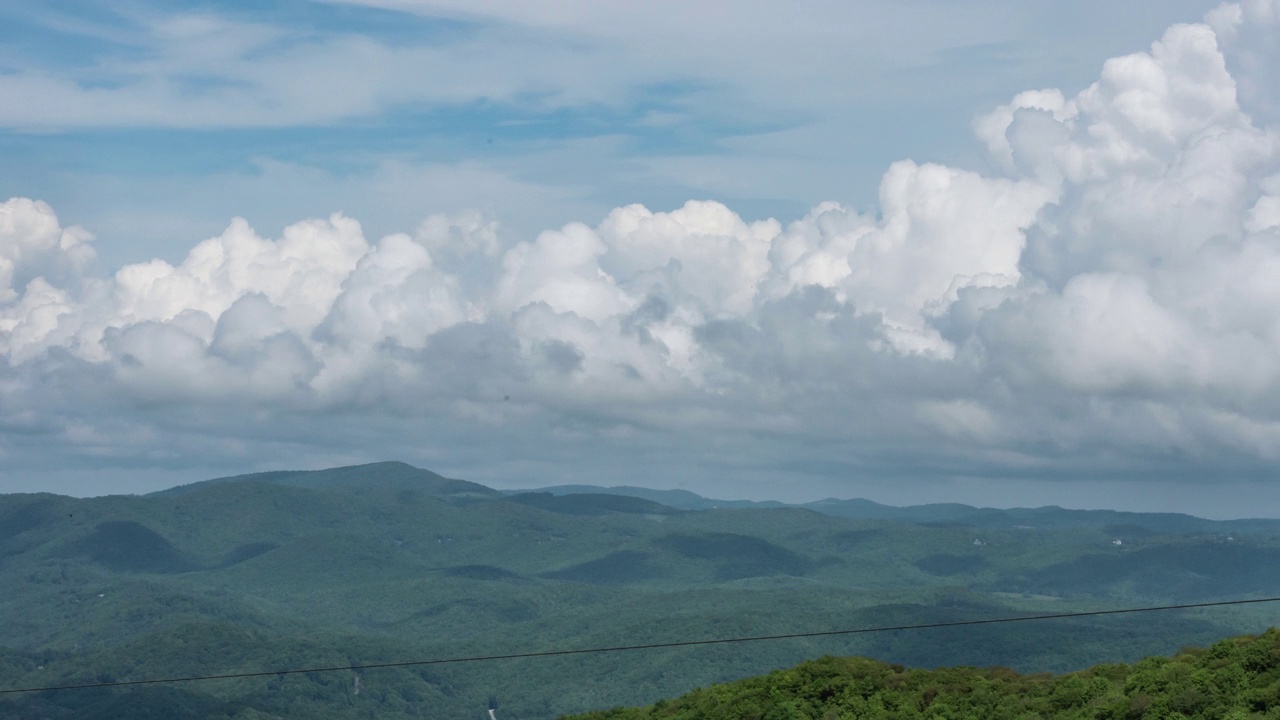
[569,629,1280,720]
[2,462,1280,718]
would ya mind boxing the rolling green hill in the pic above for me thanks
[2,462,1279,719]
[567,629,1280,720]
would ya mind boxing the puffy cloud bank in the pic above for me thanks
[3,2,1280,489]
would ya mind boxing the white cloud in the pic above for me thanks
[599,201,779,317]
[758,162,1052,357]
[1209,0,1280,120]
[3,2,1280,496]
[0,198,94,303]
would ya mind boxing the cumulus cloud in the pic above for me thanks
[0,198,95,303]
[3,2,1280,492]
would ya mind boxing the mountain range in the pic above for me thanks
[2,461,1278,719]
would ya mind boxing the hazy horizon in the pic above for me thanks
[7,459,1279,522]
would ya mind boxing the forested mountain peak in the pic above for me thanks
[155,461,500,499]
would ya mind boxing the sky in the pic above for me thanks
[2,0,1279,517]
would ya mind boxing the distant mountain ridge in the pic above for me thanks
[505,492,681,516]
[155,461,1280,534]
[799,497,1280,534]
[155,460,501,500]
[505,484,787,511]
[514,479,1279,534]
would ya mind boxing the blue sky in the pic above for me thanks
[5,0,1280,517]
[2,0,1217,267]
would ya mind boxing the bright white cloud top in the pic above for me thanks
[2,1,1279,506]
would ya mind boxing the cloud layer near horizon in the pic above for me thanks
[3,1,1280,492]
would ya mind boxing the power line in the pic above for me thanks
[2,596,1277,696]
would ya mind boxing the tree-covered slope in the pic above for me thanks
[157,461,501,500]
[3,462,1280,719]
[569,629,1280,720]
